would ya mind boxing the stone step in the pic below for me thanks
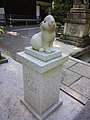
[67,13,90,19]
[63,18,90,24]
[70,8,90,13]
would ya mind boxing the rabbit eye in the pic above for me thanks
[44,20,46,23]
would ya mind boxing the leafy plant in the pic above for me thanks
[56,22,62,29]
[0,26,4,34]
[52,0,73,23]
[56,22,64,34]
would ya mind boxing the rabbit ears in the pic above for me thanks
[44,15,55,23]
[40,15,56,30]
[40,21,44,30]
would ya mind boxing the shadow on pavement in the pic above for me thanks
[0,25,40,60]
[73,100,90,120]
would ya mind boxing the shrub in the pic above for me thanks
[0,26,4,34]
[56,22,64,34]
[52,0,73,23]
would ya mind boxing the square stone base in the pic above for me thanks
[20,99,63,120]
[60,35,90,47]
[25,46,62,62]
[17,49,68,119]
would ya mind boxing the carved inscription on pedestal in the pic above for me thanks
[69,24,77,35]
[26,73,37,94]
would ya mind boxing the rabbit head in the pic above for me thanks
[40,15,56,32]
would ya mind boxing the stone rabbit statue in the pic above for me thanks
[31,15,56,54]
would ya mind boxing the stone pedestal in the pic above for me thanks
[61,4,90,47]
[17,47,68,120]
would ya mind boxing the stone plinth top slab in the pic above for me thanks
[73,4,89,9]
[25,46,62,62]
[67,13,90,19]
[70,8,90,13]
[17,51,68,73]
[64,18,90,24]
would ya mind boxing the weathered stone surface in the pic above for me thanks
[53,40,82,55]
[70,8,90,13]
[46,91,84,120]
[64,23,89,37]
[23,62,62,115]
[73,100,90,120]
[67,13,90,19]
[70,63,90,78]
[73,0,82,5]
[60,35,90,47]
[17,49,68,120]
[73,4,89,9]
[70,77,90,99]
[63,18,90,24]
[61,83,88,105]
[21,99,62,120]
[61,68,81,86]
[25,46,62,62]
[0,55,84,120]
[63,59,77,68]
[63,3,90,47]
[31,15,56,54]
[17,51,68,73]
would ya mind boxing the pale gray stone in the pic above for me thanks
[61,83,88,105]
[64,23,89,38]
[25,46,62,62]
[70,63,90,78]
[70,56,90,67]
[63,59,77,68]
[17,52,68,74]
[70,77,90,99]
[63,3,90,47]
[46,91,84,120]
[61,68,81,86]
[17,49,68,120]
[31,15,56,54]
[0,55,84,120]
[23,63,62,115]
[21,99,63,120]
[73,100,90,120]
[53,41,82,55]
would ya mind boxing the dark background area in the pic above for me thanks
[1,0,36,18]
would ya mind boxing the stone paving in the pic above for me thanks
[0,55,84,120]
[61,57,90,105]
[0,25,40,59]
[0,25,90,120]
[73,100,90,120]
[0,25,82,59]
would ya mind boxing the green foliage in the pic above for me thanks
[0,26,4,34]
[52,0,73,23]
[56,22,62,29]
[56,22,63,34]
